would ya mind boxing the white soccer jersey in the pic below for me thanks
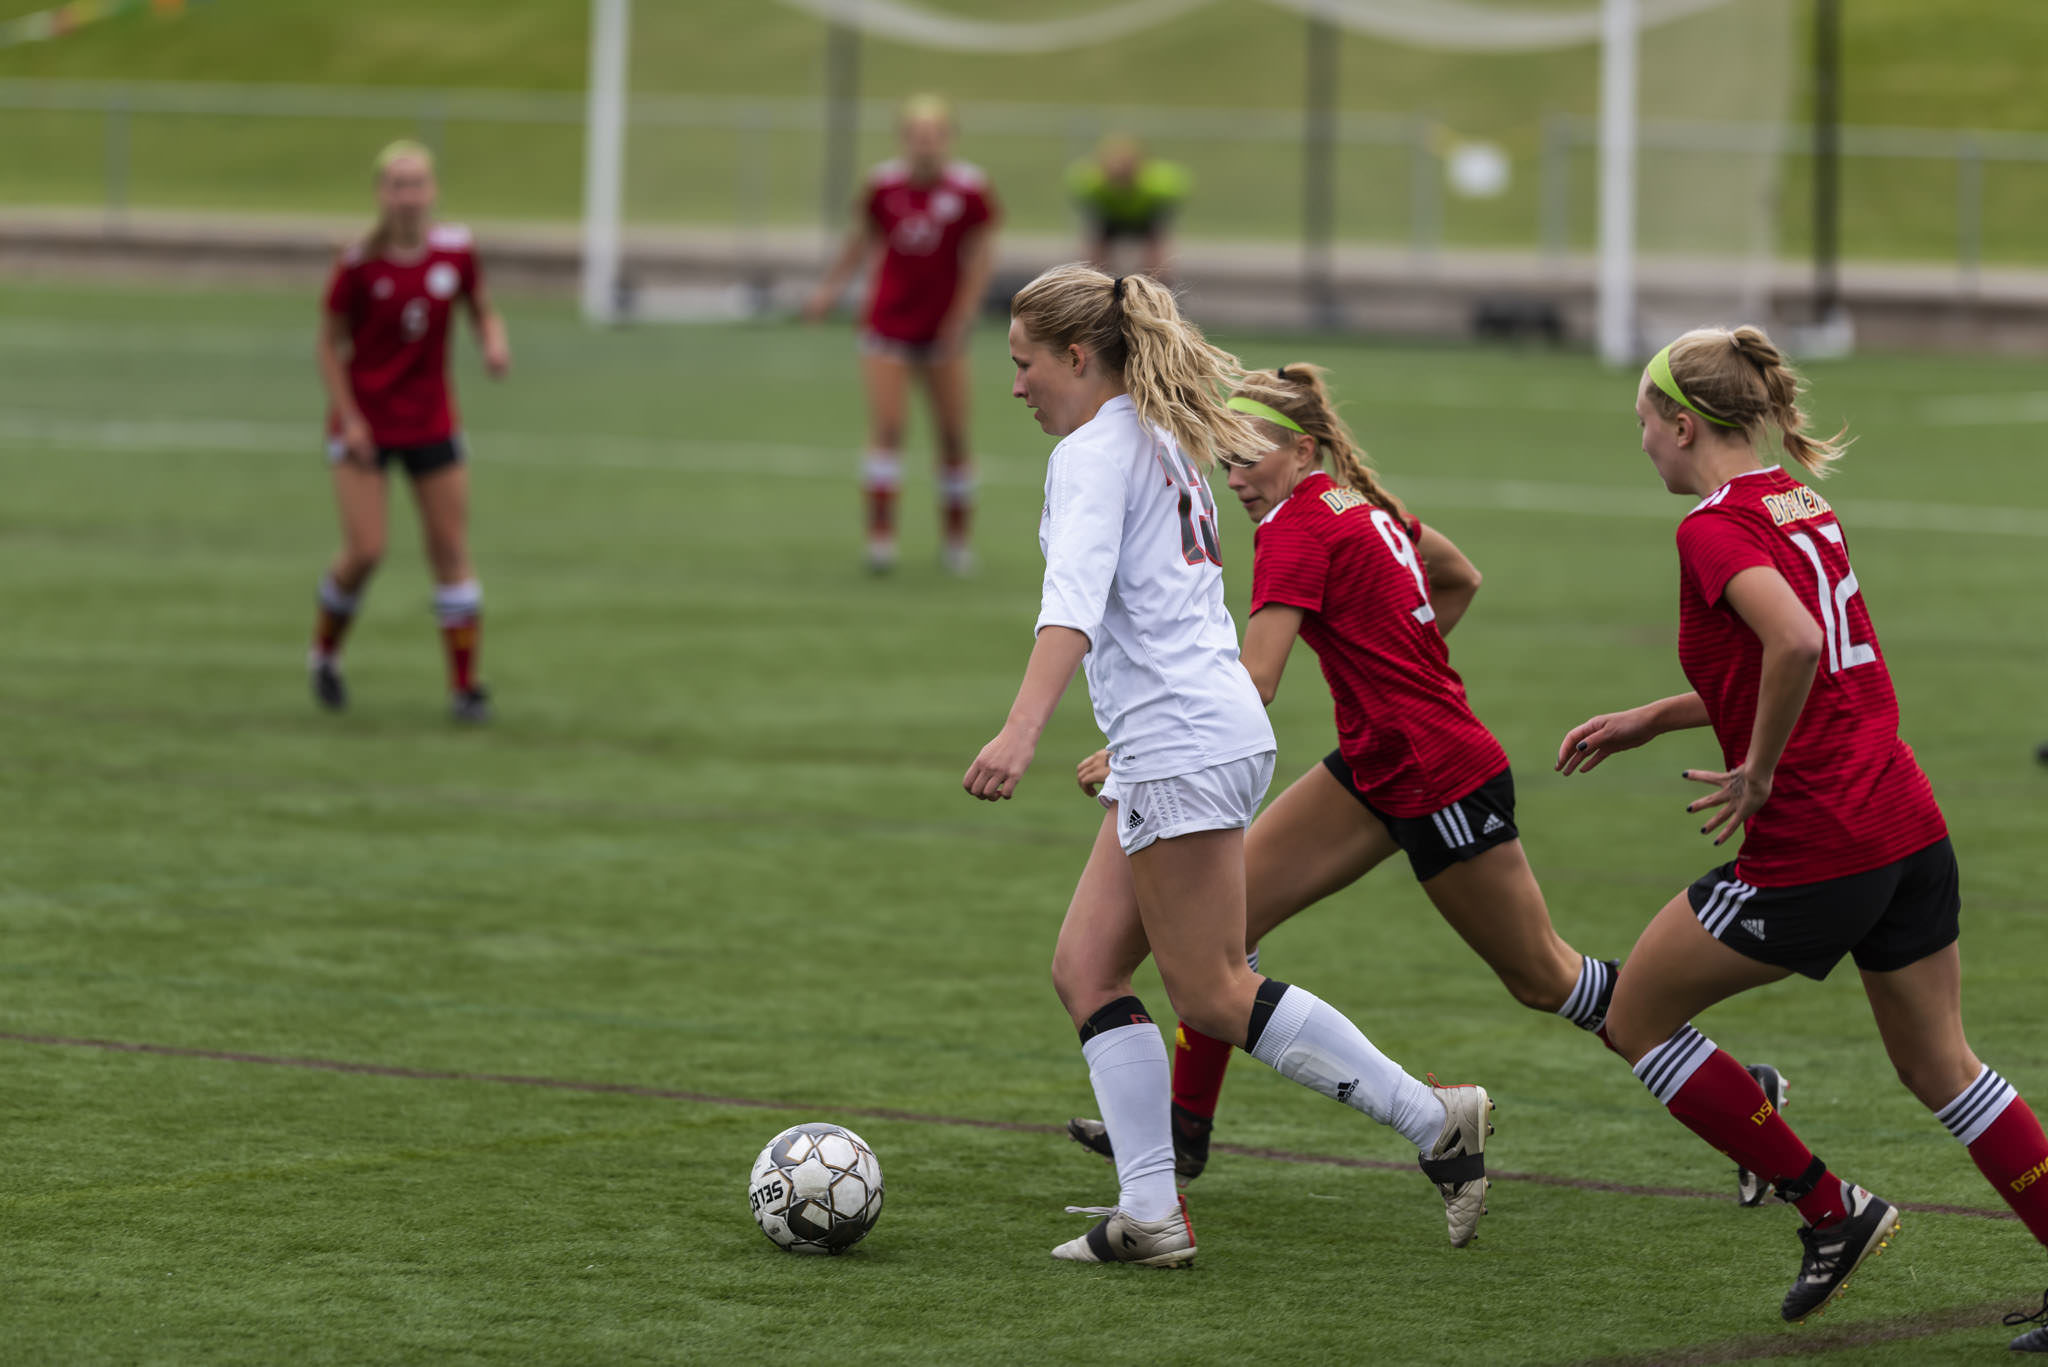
[1035,395,1274,783]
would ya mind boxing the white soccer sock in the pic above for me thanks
[1556,955,1614,1031]
[1248,985,1445,1151]
[1082,1022,1179,1222]
[432,578,482,628]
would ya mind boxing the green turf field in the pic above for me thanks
[0,279,2044,1364]
[5,1,2048,264]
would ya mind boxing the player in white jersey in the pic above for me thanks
[963,264,1494,1266]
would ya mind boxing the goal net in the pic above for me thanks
[583,0,1797,357]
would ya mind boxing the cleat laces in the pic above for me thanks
[2007,1290,2048,1330]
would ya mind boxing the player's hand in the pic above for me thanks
[1684,764,1771,846]
[1075,747,1110,798]
[935,310,974,355]
[802,288,835,324]
[483,337,511,379]
[1556,707,1655,775]
[963,725,1037,801]
[339,414,377,466]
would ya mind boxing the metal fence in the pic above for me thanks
[4,79,2046,283]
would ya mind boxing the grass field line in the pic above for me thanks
[1569,1300,2021,1367]
[3,411,2042,538]
[0,1030,2016,1225]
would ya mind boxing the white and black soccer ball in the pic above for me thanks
[747,1122,884,1254]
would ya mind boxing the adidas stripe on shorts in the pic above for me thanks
[1684,836,1960,980]
[1321,755,1519,883]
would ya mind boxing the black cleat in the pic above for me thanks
[1782,1186,1899,1323]
[2037,741,2048,767]
[1065,1102,1211,1187]
[310,656,347,712]
[450,685,492,724]
[2008,1289,2048,1352]
[1736,1064,1790,1207]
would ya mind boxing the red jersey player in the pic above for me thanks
[1558,326,2048,1336]
[805,95,998,575]
[312,140,509,722]
[1068,363,1627,1246]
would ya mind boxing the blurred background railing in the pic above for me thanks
[7,78,2047,286]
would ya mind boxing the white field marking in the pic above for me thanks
[2,411,2042,538]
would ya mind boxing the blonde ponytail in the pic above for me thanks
[1010,263,1262,467]
[1230,363,1406,520]
[1652,325,1850,478]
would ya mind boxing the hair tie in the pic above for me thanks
[1111,275,1126,303]
[1275,366,1292,382]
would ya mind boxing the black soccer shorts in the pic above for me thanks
[1322,752,1520,883]
[1686,836,1960,981]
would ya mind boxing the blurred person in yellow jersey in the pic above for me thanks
[807,94,999,576]
[1068,135,1190,283]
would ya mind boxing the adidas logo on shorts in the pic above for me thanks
[1480,813,1504,836]
[1740,917,1768,941]
[1126,809,1144,831]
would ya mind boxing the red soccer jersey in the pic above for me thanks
[323,223,480,448]
[862,160,997,344]
[1251,472,1509,817]
[1675,465,1947,886]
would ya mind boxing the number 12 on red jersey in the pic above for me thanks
[1787,521,1874,675]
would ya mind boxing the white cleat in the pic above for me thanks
[1420,1075,1494,1248]
[940,543,975,577]
[865,539,899,575]
[1050,1199,1196,1267]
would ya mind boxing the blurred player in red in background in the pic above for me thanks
[1558,327,2048,1336]
[806,95,998,575]
[312,140,509,722]
[1069,364,1635,1232]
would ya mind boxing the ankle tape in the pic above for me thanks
[1772,1155,1828,1205]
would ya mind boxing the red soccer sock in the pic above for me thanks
[864,450,900,544]
[441,617,480,693]
[1636,1028,1849,1225]
[314,574,360,659]
[1940,1068,2048,1248]
[940,461,973,547]
[1170,1022,1235,1120]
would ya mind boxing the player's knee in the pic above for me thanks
[1050,948,1117,1021]
[337,545,384,585]
[1499,966,1570,1014]
[1892,1048,1980,1111]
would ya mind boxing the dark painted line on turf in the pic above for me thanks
[1567,1300,2017,1366]
[0,1031,2016,1224]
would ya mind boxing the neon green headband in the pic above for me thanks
[1227,396,1305,433]
[375,139,435,175]
[1647,344,1742,428]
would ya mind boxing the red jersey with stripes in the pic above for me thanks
[1676,465,1947,886]
[323,224,479,448]
[1251,471,1508,817]
[862,161,997,344]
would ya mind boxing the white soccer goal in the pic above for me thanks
[580,0,1794,359]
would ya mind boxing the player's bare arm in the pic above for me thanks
[466,280,511,378]
[963,624,1089,801]
[1683,564,1822,844]
[938,223,995,349]
[1075,746,1110,797]
[1556,692,1711,775]
[1414,523,1481,635]
[1239,604,1305,706]
[805,224,880,322]
[315,309,374,463]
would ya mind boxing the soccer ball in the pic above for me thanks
[747,1122,884,1254]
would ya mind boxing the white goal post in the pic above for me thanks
[578,0,1773,360]
[581,0,630,324]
